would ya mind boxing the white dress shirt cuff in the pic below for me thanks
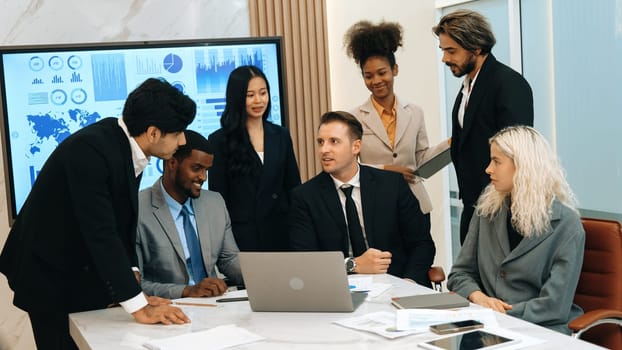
[120,292,148,314]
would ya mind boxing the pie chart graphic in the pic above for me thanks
[49,56,64,71]
[29,56,44,72]
[67,55,83,70]
[71,88,87,104]
[50,89,67,105]
[163,53,183,73]
[171,81,185,93]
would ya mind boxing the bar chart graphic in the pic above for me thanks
[195,48,265,94]
[70,72,83,83]
[91,54,128,101]
[136,55,162,75]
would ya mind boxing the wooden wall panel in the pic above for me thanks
[249,0,331,181]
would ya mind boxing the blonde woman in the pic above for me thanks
[447,125,584,334]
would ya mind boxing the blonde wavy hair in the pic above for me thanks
[476,126,578,238]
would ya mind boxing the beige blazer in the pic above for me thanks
[351,96,445,214]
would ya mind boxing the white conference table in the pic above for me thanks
[69,274,603,349]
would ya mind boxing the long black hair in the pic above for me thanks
[220,65,272,176]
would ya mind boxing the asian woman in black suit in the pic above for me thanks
[208,66,301,251]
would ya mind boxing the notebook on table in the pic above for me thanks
[391,292,469,310]
[238,251,367,312]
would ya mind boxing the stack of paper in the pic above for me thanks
[334,311,425,339]
[143,324,263,350]
[348,276,392,299]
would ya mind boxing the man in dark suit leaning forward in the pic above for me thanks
[0,78,194,350]
[289,111,435,286]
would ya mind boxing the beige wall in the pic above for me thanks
[325,0,451,272]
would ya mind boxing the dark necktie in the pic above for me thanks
[180,206,207,283]
[340,185,367,257]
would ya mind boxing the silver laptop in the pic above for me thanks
[239,251,367,312]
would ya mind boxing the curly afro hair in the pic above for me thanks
[344,20,403,69]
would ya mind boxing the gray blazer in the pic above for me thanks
[447,199,584,334]
[351,96,446,214]
[136,179,243,298]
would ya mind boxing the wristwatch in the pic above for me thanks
[345,257,356,273]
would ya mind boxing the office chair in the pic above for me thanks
[428,266,446,292]
[402,266,445,291]
[569,217,622,350]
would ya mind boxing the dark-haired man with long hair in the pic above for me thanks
[433,10,534,244]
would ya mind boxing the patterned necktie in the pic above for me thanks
[340,185,367,257]
[180,206,207,283]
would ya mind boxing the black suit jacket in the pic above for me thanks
[208,122,301,251]
[288,165,435,286]
[0,118,142,313]
[451,54,534,206]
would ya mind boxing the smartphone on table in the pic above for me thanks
[429,319,484,335]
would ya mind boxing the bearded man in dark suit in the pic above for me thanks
[433,10,534,244]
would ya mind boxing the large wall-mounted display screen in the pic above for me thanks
[0,37,286,223]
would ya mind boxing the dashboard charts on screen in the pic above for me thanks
[0,38,285,221]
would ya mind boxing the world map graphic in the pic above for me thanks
[26,109,102,155]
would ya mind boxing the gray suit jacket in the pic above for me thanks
[447,199,584,334]
[136,179,243,298]
[351,96,446,214]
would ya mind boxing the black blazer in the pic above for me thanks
[208,122,301,251]
[451,54,534,206]
[288,165,435,286]
[0,118,142,313]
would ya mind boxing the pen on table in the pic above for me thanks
[173,301,217,307]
